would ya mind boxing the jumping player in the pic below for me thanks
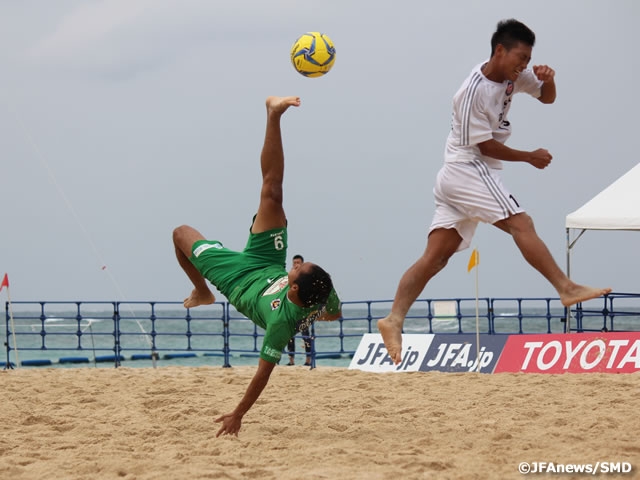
[378,19,611,365]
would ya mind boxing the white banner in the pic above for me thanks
[348,334,434,373]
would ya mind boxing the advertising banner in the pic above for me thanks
[494,332,640,373]
[349,334,434,372]
[419,334,507,373]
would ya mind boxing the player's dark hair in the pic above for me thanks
[490,19,536,57]
[296,264,333,308]
[293,254,304,262]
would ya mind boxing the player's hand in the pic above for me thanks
[215,412,242,437]
[528,148,552,169]
[533,65,555,83]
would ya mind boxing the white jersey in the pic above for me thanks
[444,61,543,169]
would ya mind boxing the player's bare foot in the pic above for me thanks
[266,96,301,115]
[560,285,612,307]
[183,289,216,308]
[377,314,404,365]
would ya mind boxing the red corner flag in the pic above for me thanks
[0,273,8,292]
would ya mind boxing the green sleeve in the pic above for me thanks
[260,323,291,363]
[325,288,341,315]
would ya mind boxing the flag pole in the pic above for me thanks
[474,254,480,372]
[467,249,481,373]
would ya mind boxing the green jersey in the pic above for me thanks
[232,274,340,363]
[189,224,341,364]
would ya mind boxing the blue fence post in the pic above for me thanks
[111,302,120,367]
[149,302,158,359]
[488,299,494,334]
[544,299,552,334]
[4,301,14,369]
[517,299,524,334]
[223,302,231,368]
[308,322,316,369]
[483,298,491,335]
[426,300,434,334]
[185,308,192,351]
[366,301,373,333]
[455,299,463,333]
[113,302,121,368]
[39,302,46,350]
[75,302,83,350]
[600,296,610,331]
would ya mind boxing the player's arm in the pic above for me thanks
[214,358,276,437]
[533,65,556,104]
[478,139,552,170]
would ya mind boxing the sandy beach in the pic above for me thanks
[0,366,638,480]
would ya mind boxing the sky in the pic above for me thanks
[0,0,638,304]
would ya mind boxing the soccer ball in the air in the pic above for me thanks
[290,32,336,78]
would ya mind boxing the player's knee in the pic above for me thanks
[523,213,535,229]
[418,252,449,277]
[173,225,188,243]
[433,254,450,273]
[510,212,536,234]
[261,183,283,205]
[173,225,198,247]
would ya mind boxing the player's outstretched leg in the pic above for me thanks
[266,96,300,116]
[378,228,462,365]
[183,287,215,309]
[559,285,612,307]
[173,225,216,308]
[377,314,404,365]
[251,96,300,234]
[495,213,612,307]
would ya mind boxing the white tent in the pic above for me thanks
[565,162,640,278]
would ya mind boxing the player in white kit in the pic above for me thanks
[378,19,612,364]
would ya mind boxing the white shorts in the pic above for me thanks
[430,160,525,252]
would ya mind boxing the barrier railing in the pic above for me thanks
[4,293,639,369]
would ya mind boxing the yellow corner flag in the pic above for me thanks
[467,249,479,273]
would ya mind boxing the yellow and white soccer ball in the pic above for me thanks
[290,32,336,78]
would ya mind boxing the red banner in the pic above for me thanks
[494,332,640,373]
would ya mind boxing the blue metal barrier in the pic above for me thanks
[4,293,640,369]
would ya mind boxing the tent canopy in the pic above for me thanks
[566,163,640,230]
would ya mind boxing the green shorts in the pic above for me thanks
[189,224,288,302]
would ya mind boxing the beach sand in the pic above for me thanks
[0,366,638,480]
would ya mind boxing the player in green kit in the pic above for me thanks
[172,96,341,437]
